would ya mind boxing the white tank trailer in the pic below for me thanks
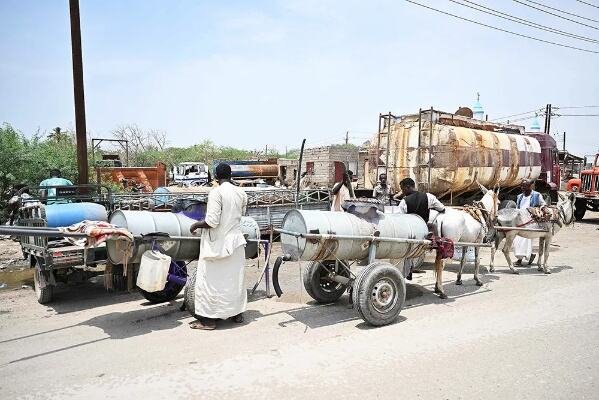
[367,109,543,204]
[275,209,431,326]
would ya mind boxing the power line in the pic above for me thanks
[448,0,599,44]
[491,108,544,121]
[577,0,599,10]
[522,0,599,24]
[554,113,599,116]
[404,0,599,53]
[512,0,599,31]
[555,105,599,109]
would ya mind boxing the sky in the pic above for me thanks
[1,0,598,156]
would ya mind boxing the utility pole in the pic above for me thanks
[543,103,552,135]
[69,0,88,184]
[563,131,566,151]
[265,145,268,157]
[345,131,349,145]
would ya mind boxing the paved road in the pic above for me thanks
[1,213,598,399]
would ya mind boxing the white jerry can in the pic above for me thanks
[137,250,172,292]
[452,246,476,263]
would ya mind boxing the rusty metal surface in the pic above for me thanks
[368,110,542,198]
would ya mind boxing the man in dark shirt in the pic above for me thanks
[393,177,445,221]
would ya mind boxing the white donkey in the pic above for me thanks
[432,185,499,299]
[492,192,576,274]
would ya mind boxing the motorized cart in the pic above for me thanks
[6,185,112,303]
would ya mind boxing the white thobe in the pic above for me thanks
[512,194,545,260]
[194,182,248,319]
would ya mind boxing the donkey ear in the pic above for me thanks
[569,192,575,202]
[477,181,488,194]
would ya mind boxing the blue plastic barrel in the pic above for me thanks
[45,203,108,228]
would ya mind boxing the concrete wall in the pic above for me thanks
[301,146,359,187]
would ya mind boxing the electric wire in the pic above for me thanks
[491,108,544,121]
[404,0,599,53]
[522,0,599,24]
[512,0,599,31]
[448,0,599,44]
[577,0,599,10]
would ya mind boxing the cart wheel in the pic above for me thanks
[184,267,199,318]
[303,260,350,304]
[32,258,54,304]
[574,198,587,221]
[352,261,405,326]
[139,262,187,304]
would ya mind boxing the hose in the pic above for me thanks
[272,254,292,297]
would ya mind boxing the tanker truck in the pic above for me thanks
[365,108,560,205]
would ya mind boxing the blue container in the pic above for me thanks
[45,203,108,228]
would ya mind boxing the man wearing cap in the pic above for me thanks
[189,163,249,330]
[513,180,545,266]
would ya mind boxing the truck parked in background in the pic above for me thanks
[567,152,599,220]
[170,162,210,186]
[366,108,561,205]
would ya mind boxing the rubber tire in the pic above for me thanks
[574,199,587,221]
[33,262,54,304]
[139,283,184,304]
[352,261,406,327]
[184,267,199,319]
[303,261,350,304]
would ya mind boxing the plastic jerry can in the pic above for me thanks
[136,250,171,292]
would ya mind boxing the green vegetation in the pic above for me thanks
[0,123,300,212]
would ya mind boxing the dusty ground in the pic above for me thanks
[1,213,599,399]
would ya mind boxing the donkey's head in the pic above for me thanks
[557,192,576,225]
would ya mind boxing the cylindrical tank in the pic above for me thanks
[153,186,210,207]
[368,112,542,197]
[45,203,108,228]
[106,211,261,264]
[107,210,200,265]
[215,161,279,179]
[280,210,428,261]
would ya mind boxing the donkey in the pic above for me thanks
[491,192,576,274]
[432,185,499,299]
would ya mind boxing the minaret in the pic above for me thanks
[473,92,484,120]
[530,115,541,132]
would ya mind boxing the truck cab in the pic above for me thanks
[568,152,599,220]
[170,162,210,186]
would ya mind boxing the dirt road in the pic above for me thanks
[1,213,599,399]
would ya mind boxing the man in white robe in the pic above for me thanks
[189,163,248,330]
[513,180,545,266]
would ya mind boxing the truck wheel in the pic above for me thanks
[352,261,406,326]
[575,199,587,221]
[184,267,199,318]
[33,259,54,304]
[303,260,350,304]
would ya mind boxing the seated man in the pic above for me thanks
[393,177,445,222]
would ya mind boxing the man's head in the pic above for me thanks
[379,173,387,185]
[520,179,533,195]
[50,169,61,178]
[399,177,416,195]
[215,163,232,180]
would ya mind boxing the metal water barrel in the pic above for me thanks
[281,210,428,261]
[107,211,261,264]
[375,213,429,259]
[107,210,200,264]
